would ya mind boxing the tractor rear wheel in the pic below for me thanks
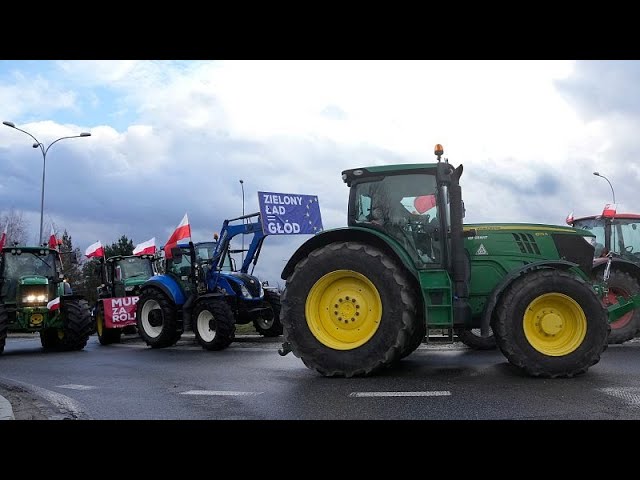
[95,303,122,345]
[193,299,236,351]
[596,269,640,344]
[253,289,283,337]
[493,269,609,378]
[59,299,93,351]
[136,288,181,348]
[0,302,7,355]
[457,327,496,350]
[281,241,417,377]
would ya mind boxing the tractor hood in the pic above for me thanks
[463,222,596,275]
[223,272,263,298]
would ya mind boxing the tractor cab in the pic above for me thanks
[105,254,156,297]
[570,212,640,261]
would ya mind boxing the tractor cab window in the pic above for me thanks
[1,250,57,300]
[167,247,193,279]
[614,219,640,258]
[351,173,442,268]
[572,219,607,257]
[195,241,233,272]
[116,257,154,281]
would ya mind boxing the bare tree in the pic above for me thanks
[0,208,30,245]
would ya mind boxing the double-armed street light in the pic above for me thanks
[3,121,91,245]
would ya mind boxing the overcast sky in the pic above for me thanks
[0,60,636,285]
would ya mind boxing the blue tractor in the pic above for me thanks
[135,212,282,350]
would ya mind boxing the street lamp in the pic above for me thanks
[593,171,616,204]
[3,121,91,245]
[239,179,245,265]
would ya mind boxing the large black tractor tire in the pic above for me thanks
[253,289,283,337]
[40,328,61,350]
[398,312,426,360]
[595,269,640,344]
[0,302,8,355]
[95,303,122,346]
[280,241,418,377]
[59,299,93,351]
[457,327,497,350]
[193,299,236,351]
[493,269,609,378]
[136,288,182,348]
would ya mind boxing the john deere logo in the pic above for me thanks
[30,314,44,326]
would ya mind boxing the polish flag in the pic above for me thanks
[164,214,191,259]
[48,225,58,249]
[0,224,6,250]
[47,297,61,311]
[85,240,105,259]
[602,203,617,218]
[133,237,156,256]
[565,211,574,225]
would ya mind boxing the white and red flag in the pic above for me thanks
[0,224,6,250]
[48,225,58,249]
[85,240,105,259]
[133,237,157,256]
[164,214,191,259]
[47,297,61,311]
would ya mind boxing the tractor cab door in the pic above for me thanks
[350,172,445,269]
[166,246,196,295]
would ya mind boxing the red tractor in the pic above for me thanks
[568,206,640,344]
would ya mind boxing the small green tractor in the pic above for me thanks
[0,245,93,354]
[93,253,157,345]
[278,145,640,378]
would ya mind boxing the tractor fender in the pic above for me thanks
[281,227,418,281]
[141,275,186,306]
[592,257,640,283]
[480,259,583,333]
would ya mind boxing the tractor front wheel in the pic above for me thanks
[59,299,93,351]
[136,288,181,348]
[596,269,640,344]
[193,299,235,351]
[253,289,283,337]
[281,241,418,377]
[95,303,122,345]
[493,269,609,378]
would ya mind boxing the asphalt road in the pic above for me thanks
[2,333,640,420]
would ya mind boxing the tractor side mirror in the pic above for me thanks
[171,248,183,260]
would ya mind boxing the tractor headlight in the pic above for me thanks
[240,285,253,299]
[23,294,48,303]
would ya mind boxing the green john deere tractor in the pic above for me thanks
[278,145,640,378]
[0,245,93,354]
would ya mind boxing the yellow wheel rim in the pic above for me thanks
[305,270,382,350]
[57,329,64,340]
[523,293,587,356]
[96,311,104,336]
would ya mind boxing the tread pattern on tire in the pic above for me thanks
[136,288,181,348]
[193,298,236,351]
[59,299,93,351]
[281,241,417,377]
[493,269,609,378]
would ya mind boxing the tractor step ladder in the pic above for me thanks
[419,270,454,344]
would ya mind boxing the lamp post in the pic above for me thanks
[239,179,245,265]
[3,121,91,245]
[593,171,616,204]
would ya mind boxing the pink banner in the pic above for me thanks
[103,296,139,328]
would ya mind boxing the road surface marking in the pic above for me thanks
[599,387,640,406]
[56,384,98,390]
[180,390,264,396]
[349,391,451,397]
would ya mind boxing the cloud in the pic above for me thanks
[3,60,639,284]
